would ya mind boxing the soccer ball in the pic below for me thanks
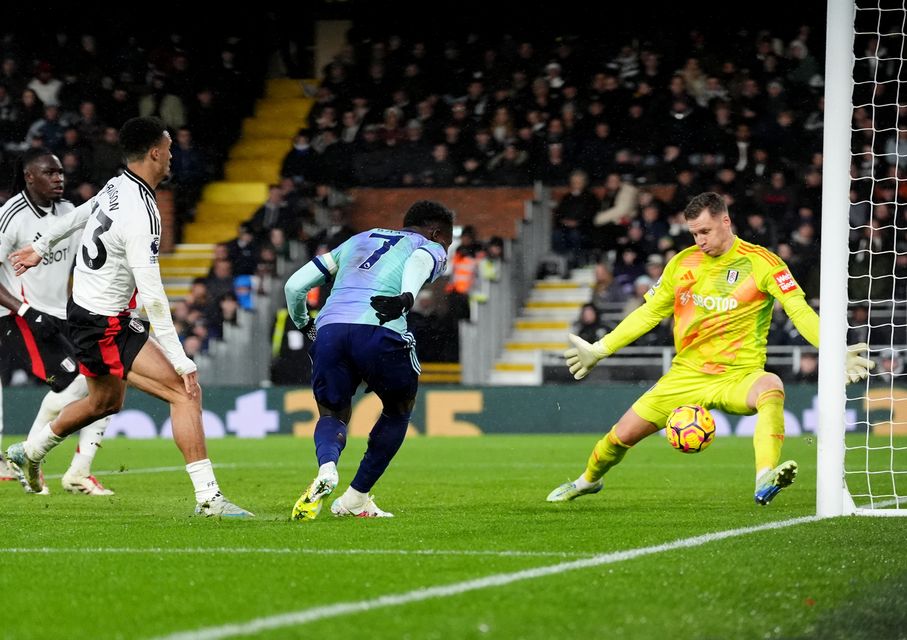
[665,405,716,453]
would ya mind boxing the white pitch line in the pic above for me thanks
[0,547,590,559]
[151,515,820,640]
[42,462,281,480]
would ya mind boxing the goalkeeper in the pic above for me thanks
[548,192,874,506]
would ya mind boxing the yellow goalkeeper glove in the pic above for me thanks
[564,333,610,380]
[845,342,875,383]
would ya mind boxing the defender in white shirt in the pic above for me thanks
[8,117,252,517]
[0,148,112,495]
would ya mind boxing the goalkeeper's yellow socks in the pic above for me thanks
[753,389,786,479]
[580,425,631,486]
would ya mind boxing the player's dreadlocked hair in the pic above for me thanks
[11,147,55,195]
[403,200,454,229]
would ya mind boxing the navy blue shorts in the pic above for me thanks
[311,323,420,410]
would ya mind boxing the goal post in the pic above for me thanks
[818,0,907,517]
[817,0,855,518]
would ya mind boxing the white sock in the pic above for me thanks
[68,418,109,476]
[318,461,337,479]
[186,458,220,502]
[341,486,369,508]
[0,379,4,452]
[29,376,88,438]
[574,474,597,490]
[24,423,63,461]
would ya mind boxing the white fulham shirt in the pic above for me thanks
[34,168,195,375]
[0,191,78,320]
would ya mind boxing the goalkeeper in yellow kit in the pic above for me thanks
[547,192,875,506]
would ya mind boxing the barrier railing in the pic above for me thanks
[460,184,552,384]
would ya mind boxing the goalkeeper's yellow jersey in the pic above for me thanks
[604,237,816,374]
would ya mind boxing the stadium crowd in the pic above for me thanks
[1,16,903,381]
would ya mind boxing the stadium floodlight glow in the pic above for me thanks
[818,0,907,517]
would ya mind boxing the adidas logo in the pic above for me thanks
[35,315,42,322]
[680,270,696,282]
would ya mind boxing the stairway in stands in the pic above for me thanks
[489,266,595,385]
[161,78,314,301]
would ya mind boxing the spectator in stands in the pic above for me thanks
[57,126,91,168]
[536,142,570,185]
[27,62,62,107]
[553,170,599,268]
[89,126,122,185]
[644,253,665,284]
[269,227,291,261]
[312,207,355,250]
[875,349,904,386]
[594,173,640,252]
[247,183,297,244]
[281,129,317,184]
[622,275,654,315]
[399,120,432,185]
[187,87,229,159]
[182,335,204,360]
[487,143,530,186]
[73,100,104,143]
[224,225,259,276]
[102,85,138,130]
[169,127,208,231]
[1,57,24,99]
[591,262,627,308]
[613,246,646,296]
[139,72,186,129]
[739,210,778,250]
[26,104,65,149]
[421,143,457,187]
[794,351,819,383]
[574,303,607,345]
[206,259,235,302]
[446,225,482,320]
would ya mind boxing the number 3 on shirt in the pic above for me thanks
[358,232,402,270]
[81,202,113,270]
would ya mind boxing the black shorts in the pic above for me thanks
[0,313,80,392]
[67,300,149,379]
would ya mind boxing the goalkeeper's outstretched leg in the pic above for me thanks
[547,408,657,502]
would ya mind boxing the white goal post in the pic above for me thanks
[818,0,907,517]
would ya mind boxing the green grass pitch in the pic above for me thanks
[1,434,905,640]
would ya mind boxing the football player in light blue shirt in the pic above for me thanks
[284,200,452,519]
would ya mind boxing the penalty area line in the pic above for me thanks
[150,514,820,640]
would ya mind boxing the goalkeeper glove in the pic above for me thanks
[845,342,875,383]
[370,292,414,325]
[564,333,610,380]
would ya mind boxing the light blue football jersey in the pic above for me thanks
[312,228,448,334]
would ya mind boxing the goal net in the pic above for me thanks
[820,0,907,516]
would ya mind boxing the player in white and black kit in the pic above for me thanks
[0,148,113,495]
[8,117,252,517]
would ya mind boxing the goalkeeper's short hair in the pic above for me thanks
[684,192,728,220]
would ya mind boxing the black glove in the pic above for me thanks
[302,318,317,343]
[370,292,414,325]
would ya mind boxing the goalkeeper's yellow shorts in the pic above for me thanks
[631,365,768,429]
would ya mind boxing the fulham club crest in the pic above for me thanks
[726,269,739,284]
